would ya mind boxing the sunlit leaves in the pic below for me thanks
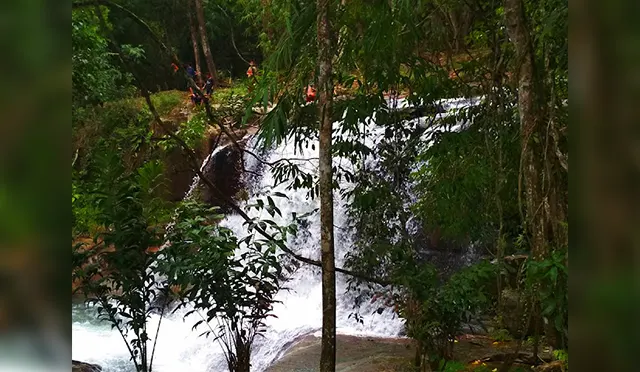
[72,7,131,109]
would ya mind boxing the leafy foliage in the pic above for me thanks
[411,102,521,245]
[397,261,496,369]
[156,193,306,372]
[72,99,160,236]
[440,360,466,372]
[72,159,168,372]
[341,104,501,369]
[72,7,133,109]
[553,349,568,369]
[149,90,184,115]
[525,249,568,348]
[343,108,423,283]
[159,109,207,152]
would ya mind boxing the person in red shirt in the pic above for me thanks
[305,85,316,102]
[246,61,257,78]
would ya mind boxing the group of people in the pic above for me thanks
[173,60,317,105]
[172,62,214,106]
[246,61,316,102]
[188,74,214,106]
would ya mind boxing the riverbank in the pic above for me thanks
[267,333,556,372]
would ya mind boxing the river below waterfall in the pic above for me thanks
[72,97,480,371]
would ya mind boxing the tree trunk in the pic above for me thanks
[187,0,203,86]
[504,0,544,257]
[193,0,218,84]
[504,0,559,349]
[317,0,336,371]
[234,333,251,372]
[448,10,462,52]
[414,340,422,369]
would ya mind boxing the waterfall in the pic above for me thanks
[220,120,407,371]
[71,97,480,372]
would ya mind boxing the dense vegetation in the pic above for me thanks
[72,0,567,371]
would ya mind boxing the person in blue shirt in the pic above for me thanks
[185,64,196,81]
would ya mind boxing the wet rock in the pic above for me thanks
[267,334,414,372]
[72,360,102,372]
[206,129,260,199]
[163,139,211,202]
[200,143,244,211]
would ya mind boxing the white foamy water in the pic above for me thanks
[72,97,479,371]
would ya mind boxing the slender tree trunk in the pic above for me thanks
[448,10,462,52]
[193,0,218,84]
[187,0,203,86]
[317,0,336,370]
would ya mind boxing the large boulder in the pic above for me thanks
[72,360,102,372]
[499,288,541,338]
[199,135,251,211]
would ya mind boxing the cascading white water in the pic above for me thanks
[71,97,479,371]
